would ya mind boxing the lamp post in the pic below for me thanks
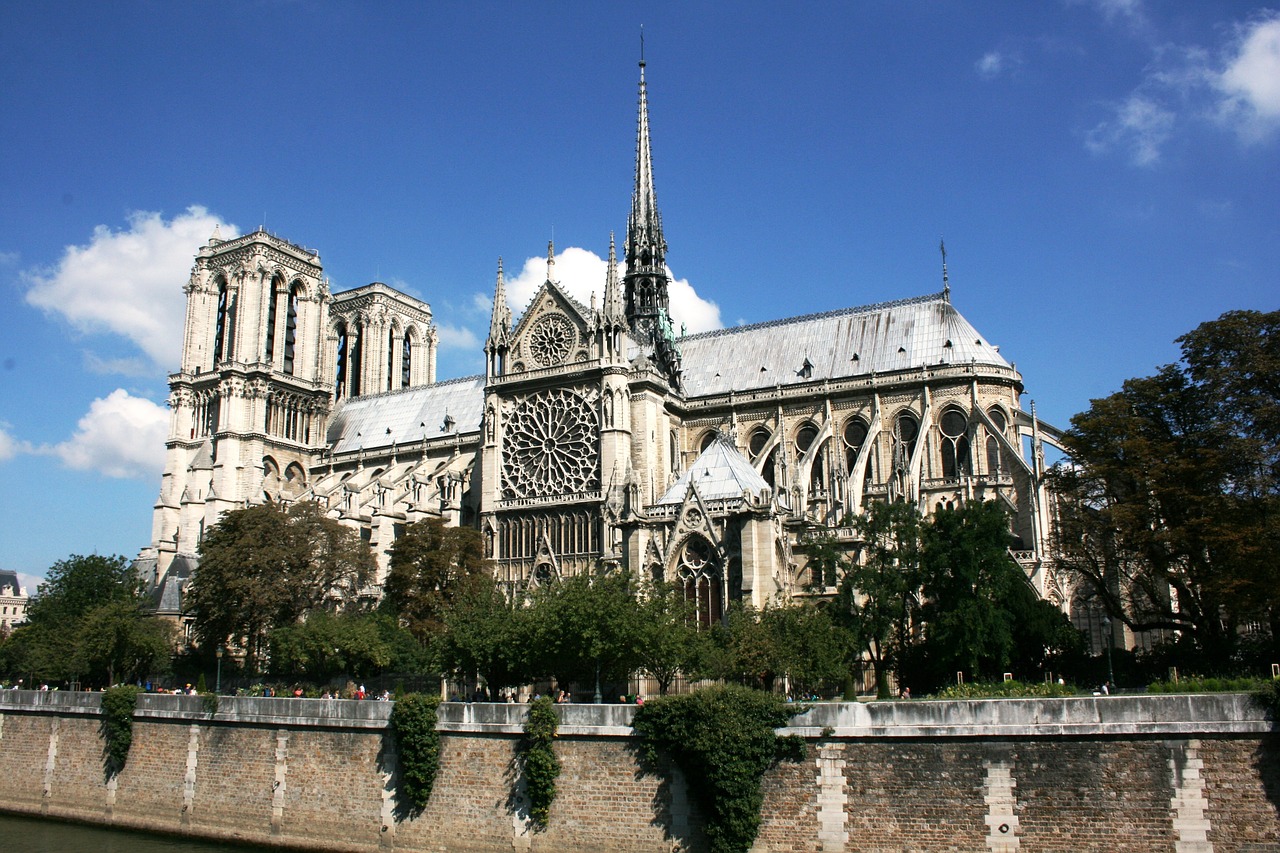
[1101,616,1115,690]
[215,645,224,695]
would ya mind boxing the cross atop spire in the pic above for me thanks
[940,238,950,300]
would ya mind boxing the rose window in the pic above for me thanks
[502,388,599,499]
[528,314,575,367]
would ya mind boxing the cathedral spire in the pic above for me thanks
[624,54,670,338]
[940,238,950,301]
[605,231,623,323]
[489,257,511,342]
[546,240,557,284]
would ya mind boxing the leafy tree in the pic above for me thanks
[1050,309,1280,663]
[0,554,168,686]
[437,573,529,697]
[761,603,851,698]
[702,604,788,692]
[75,600,175,686]
[185,501,374,672]
[269,611,413,680]
[525,570,645,694]
[832,502,925,698]
[634,580,706,695]
[383,519,488,641]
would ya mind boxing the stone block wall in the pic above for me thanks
[0,691,1276,852]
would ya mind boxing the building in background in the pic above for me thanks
[0,571,28,636]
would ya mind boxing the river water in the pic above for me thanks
[0,812,279,852]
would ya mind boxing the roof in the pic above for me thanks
[677,292,1011,397]
[658,436,770,505]
[327,375,486,454]
[0,570,23,597]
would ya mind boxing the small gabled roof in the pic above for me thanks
[658,436,770,505]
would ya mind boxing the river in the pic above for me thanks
[0,812,280,852]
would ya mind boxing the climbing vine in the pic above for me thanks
[100,685,142,777]
[632,684,806,853]
[390,692,442,815]
[521,696,561,828]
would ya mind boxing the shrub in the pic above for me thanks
[930,680,1075,700]
[390,693,442,815]
[100,685,141,777]
[522,696,560,828]
[632,684,805,853]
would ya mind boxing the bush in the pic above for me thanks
[1148,676,1264,694]
[100,685,141,777]
[522,696,560,828]
[632,685,805,853]
[929,680,1076,700]
[390,693,442,815]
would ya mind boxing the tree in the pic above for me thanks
[832,502,925,698]
[0,554,165,686]
[702,604,788,692]
[185,502,374,673]
[525,570,645,695]
[269,611,410,681]
[1050,309,1280,664]
[436,573,529,697]
[762,603,851,699]
[383,519,488,641]
[633,580,706,695]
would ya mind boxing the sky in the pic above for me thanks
[1,1,1277,591]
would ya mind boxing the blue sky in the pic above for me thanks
[1,1,1277,590]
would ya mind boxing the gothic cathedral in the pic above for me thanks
[138,62,1066,624]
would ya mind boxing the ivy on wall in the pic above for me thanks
[521,696,561,828]
[632,684,806,853]
[389,693,442,816]
[100,685,142,778]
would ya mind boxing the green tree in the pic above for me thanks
[702,604,788,692]
[185,502,374,673]
[762,603,850,699]
[269,611,413,681]
[1050,309,1280,663]
[437,573,528,697]
[634,581,706,695]
[525,570,645,695]
[75,600,175,686]
[834,502,925,698]
[383,519,488,641]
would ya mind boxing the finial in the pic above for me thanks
[640,24,645,69]
[546,240,556,282]
[497,256,504,282]
[940,237,950,298]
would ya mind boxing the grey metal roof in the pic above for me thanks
[327,375,486,454]
[658,437,770,505]
[677,292,1011,397]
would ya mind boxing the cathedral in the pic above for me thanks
[137,61,1067,625]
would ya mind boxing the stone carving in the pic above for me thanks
[501,388,599,500]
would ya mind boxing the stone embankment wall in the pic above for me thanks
[0,690,1276,852]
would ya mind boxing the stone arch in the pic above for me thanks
[938,406,971,479]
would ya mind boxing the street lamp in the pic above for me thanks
[215,645,224,695]
[1101,616,1115,690]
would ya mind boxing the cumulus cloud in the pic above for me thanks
[435,324,482,351]
[0,423,32,462]
[1215,13,1280,141]
[42,389,169,479]
[503,246,722,334]
[1086,94,1175,166]
[24,206,237,373]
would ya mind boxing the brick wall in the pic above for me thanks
[0,692,1276,852]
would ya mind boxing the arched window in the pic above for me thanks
[678,536,722,628]
[401,329,413,388]
[283,282,300,375]
[939,409,970,479]
[749,427,776,488]
[890,412,919,501]
[334,322,349,398]
[699,431,717,453]
[795,423,824,493]
[348,324,362,396]
[842,417,868,471]
[670,430,680,473]
[264,275,282,366]
[386,326,398,393]
[986,408,1006,475]
[213,280,229,367]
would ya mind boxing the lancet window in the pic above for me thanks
[282,283,299,375]
[496,510,601,562]
[401,329,413,389]
[678,536,722,628]
[890,412,919,501]
[939,408,971,479]
[986,407,1007,475]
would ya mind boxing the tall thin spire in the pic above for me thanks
[546,240,557,283]
[940,238,950,300]
[604,231,623,322]
[489,257,511,342]
[624,49,670,339]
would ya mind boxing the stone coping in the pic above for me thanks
[0,690,1271,738]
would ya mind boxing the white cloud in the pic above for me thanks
[435,324,481,351]
[1215,13,1280,141]
[976,51,1006,79]
[0,423,32,462]
[1086,94,1175,166]
[42,389,168,479]
[23,206,237,373]
[1093,0,1145,25]
[503,245,722,334]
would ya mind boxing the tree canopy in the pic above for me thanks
[185,501,374,672]
[382,518,488,641]
[1050,309,1280,665]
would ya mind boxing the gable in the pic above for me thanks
[508,281,594,373]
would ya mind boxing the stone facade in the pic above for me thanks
[0,691,1276,852]
[136,62,1069,621]
[0,571,26,635]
